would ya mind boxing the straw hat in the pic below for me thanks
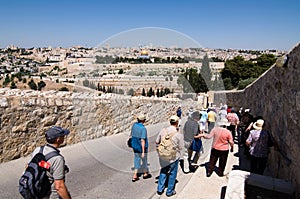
[253,119,264,130]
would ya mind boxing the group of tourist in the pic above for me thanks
[129,105,274,197]
[23,104,274,198]
[129,107,235,197]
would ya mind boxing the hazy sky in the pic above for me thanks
[1,0,299,50]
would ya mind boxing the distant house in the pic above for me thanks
[38,64,52,73]
[209,62,225,80]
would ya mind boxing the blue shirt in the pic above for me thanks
[131,122,148,149]
[200,111,208,123]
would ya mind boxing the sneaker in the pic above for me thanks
[166,191,176,197]
[206,172,212,177]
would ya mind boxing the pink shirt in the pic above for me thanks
[206,127,233,151]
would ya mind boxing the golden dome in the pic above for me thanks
[141,50,148,55]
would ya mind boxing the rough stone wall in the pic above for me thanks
[214,43,300,197]
[0,90,195,163]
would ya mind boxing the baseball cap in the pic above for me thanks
[170,115,179,123]
[45,126,70,139]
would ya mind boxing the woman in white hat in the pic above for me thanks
[246,119,274,175]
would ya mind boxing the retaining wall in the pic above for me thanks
[214,43,300,198]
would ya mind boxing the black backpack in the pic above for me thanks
[19,146,60,199]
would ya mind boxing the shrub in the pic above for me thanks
[59,87,69,91]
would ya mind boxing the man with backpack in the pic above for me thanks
[156,115,183,197]
[20,126,71,199]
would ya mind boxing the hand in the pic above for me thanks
[230,148,234,153]
[64,165,69,174]
[141,152,145,158]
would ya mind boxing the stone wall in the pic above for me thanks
[214,43,300,197]
[0,90,197,163]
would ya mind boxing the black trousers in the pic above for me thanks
[207,148,229,175]
[250,155,268,175]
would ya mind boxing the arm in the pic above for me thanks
[246,122,253,132]
[245,131,252,146]
[202,130,214,139]
[141,139,146,158]
[229,141,234,152]
[228,130,234,152]
[54,179,71,199]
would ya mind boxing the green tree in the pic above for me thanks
[28,79,37,90]
[147,87,154,97]
[59,87,69,91]
[223,78,234,90]
[83,79,89,87]
[177,73,193,93]
[164,88,171,95]
[237,78,256,89]
[184,68,208,93]
[37,81,46,91]
[10,81,17,89]
[200,54,212,89]
[127,88,135,96]
[211,75,225,91]
[142,88,146,96]
[3,74,10,87]
[118,89,125,94]
[256,54,276,69]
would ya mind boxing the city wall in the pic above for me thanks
[0,90,197,163]
[214,43,300,197]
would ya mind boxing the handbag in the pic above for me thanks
[190,138,202,152]
[127,137,132,148]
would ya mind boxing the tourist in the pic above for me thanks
[199,108,208,133]
[226,108,240,140]
[156,115,183,197]
[201,120,234,177]
[182,111,202,172]
[176,106,183,127]
[30,126,72,199]
[207,108,217,134]
[130,113,152,182]
[246,119,273,175]
[238,109,253,147]
[218,106,228,122]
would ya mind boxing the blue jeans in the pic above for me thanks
[134,152,148,172]
[157,159,179,195]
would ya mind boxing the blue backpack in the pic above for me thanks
[19,146,59,199]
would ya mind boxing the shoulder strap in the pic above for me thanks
[39,146,44,153]
[45,151,60,161]
[163,128,177,138]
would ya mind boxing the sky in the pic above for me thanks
[0,0,299,51]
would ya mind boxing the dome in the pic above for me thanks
[141,50,148,55]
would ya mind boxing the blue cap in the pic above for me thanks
[45,126,70,139]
